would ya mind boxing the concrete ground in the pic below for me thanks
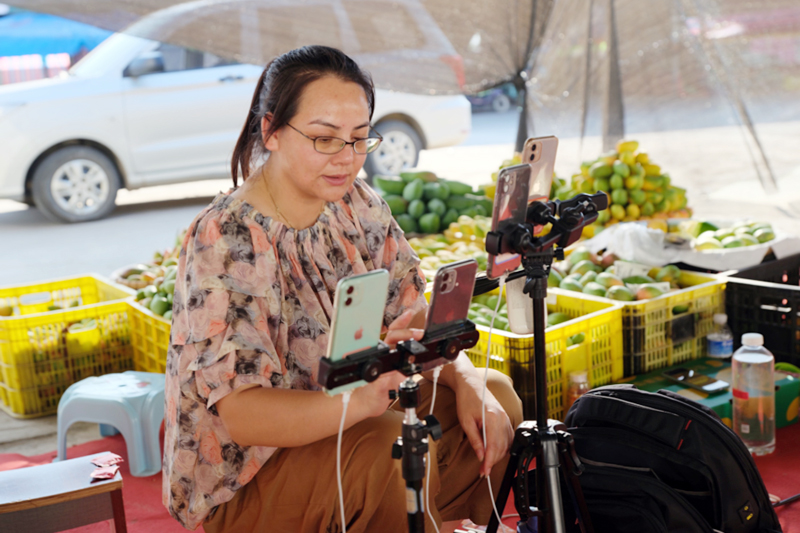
[1,110,799,457]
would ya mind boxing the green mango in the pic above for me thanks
[446,195,475,211]
[408,199,426,219]
[427,198,447,217]
[442,208,459,228]
[547,312,572,327]
[402,179,425,202]
[443,180,474,196]
[423,182,451,201]
[395,214,418,234]
[418,213,441,234]
[589,162,613,179]
[374,175,407,195]
[400,170,438,183]
[384,195,408,216]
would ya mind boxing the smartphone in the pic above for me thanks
[521,136,559,204]
[662,367,729,394]
[487,164,531,280]
[425,259,478,335]
[324,269,390,395]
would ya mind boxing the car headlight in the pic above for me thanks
[0,103,25,121]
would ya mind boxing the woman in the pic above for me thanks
[162,45,523,533]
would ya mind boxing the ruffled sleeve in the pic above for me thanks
[171,206,284,409]
[347,179,428,327]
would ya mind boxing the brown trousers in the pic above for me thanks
[203,369,523,533]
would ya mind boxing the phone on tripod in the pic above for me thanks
[426,259,478,334]
[324,269,390,396]
[522,136,559,235]
[486,163,531,279]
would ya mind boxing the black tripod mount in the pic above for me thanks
[482,192,607,533]
[391,378,443,533]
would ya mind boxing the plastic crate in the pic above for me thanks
[725,254,800,365]
[0,298,134,418]
[128,299,171,373]
[466,291,623,421]
[0,274,133,316]
[556,271,725,377]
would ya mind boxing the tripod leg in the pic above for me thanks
[541,434,567,533]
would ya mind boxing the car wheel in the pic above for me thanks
[491,93,511,113]
[31,146,120,223]
[363,120,422,180]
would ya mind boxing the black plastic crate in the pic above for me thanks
[725,253,800,365]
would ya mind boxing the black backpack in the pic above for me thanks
[562,384,782,533]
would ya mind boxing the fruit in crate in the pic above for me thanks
[668,220,776,251]
[563,140,691,235]
[552,247,689,301]
[133,263,177,320]
[408,234,488,283]
[372,170,492,235]
[114,230,185,289]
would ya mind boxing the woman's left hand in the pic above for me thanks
[456,383,514,478]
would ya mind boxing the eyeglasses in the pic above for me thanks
[286,123,383,155]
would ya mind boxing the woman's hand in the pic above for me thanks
[455,384,514,478]
[352,310,423,419]
[383,309,424,349]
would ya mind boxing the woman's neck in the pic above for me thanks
[258,161,326,229]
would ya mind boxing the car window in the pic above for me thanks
[344,2,425,52]
[132,43,237,73]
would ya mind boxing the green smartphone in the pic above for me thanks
[324,269,390,395]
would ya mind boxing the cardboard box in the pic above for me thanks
[619,358,799,429]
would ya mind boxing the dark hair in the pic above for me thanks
[231,45,376,185]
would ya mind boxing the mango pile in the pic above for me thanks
[468,293,587,346]
[373,171,492,235]
[115,231,185,290]
[551,247,690,303]
[132,262,177,320]
[555,140,691,234]
[669,220,776,251]
[408,233,488,283]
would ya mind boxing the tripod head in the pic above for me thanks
[485,192,608,261]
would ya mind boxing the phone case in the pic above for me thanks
[522,136,559,204]
[426,259,478,334]
[325,269,390,395]
[487,164,531,279]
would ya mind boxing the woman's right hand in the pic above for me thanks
[354,371,406,418]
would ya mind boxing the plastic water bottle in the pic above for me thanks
[707,313,733,359]
[567,371,590,411]
[732,333,775,455]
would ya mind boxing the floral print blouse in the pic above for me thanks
[162,178,428,530]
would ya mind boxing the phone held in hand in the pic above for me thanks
[324,269,390,396]
[662,367,730,394]
[486,163,531,280]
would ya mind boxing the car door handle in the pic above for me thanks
[219,75,244,83]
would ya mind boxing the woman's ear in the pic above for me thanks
[261,113,279,151]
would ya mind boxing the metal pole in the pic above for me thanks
[602,0,624,151]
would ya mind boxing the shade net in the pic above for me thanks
[6,0,800,186]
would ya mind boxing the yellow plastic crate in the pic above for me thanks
[128,299,171,373]
[466,291,624,421]
[0,295,134,418]
[0,274,132,316]
[552,271,725,377]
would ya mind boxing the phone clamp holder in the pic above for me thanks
[483,192,607,533]
[391,377,443,533]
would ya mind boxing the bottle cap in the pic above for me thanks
[713,314,728,325]
[569,371,588,383]
[742,333,764,347]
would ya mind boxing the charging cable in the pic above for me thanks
[425,365,443,532]
[337,390,352,533]
[482,272,508,528]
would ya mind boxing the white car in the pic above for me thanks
[0,33,470,222]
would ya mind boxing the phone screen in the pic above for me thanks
[487,164,531,279]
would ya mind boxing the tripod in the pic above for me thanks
[482,193,607,533]
[391,377,443,533]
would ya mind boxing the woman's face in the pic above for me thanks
[264,75,371,203]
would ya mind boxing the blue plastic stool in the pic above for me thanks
[56,371,165,477]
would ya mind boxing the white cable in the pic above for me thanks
[483,273,508,529]
[425,365,442,533]
[337,390,352,533]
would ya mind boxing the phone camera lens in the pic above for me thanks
[347,286,354,294]
[345,297,352,306]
